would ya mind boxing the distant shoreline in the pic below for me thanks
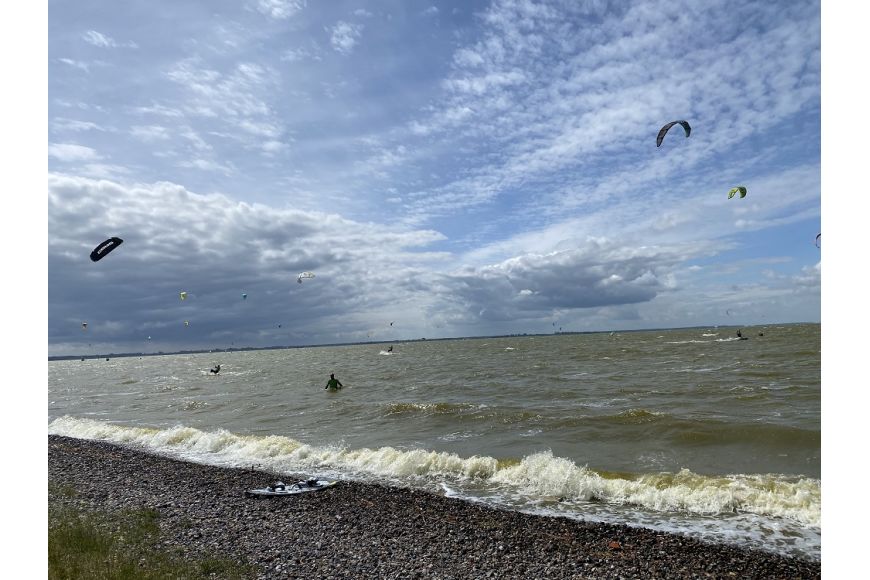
[48,321,817,360]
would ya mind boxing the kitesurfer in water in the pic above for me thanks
[210,364,221,375]
[387,345,393,353]
[325,373,343,390]
[736,329,742,338]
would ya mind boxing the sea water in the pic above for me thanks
[48,323,821,560]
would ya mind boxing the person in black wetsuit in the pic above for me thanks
[210,364,221,374]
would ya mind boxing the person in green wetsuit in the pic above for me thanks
[325,373,343,390]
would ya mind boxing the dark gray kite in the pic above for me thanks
[89,237,124,262]
[656,120,691,147]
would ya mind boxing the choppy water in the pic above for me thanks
[48,324,820,560]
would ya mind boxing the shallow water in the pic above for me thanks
[49,323,820,559]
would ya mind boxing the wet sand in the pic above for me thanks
[48,435,820,579]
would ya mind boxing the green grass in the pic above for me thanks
[48,499,257,579]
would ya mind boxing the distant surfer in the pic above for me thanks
[736,329,742,338]
[387,345,393,353]
[210,364,221,375]
[325,373,343,390]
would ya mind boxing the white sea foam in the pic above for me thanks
[490,452,819,526]
[49,417,820,528]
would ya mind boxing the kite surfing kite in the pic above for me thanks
[242,293,248,300]
[89,237,123,262]
[815,233,821,249]
[179,291,188,301]
[297,271,315,284]
[184,320,190,327]
[728,187,747,199]
[656,120,691,147]
[81,322,88,331]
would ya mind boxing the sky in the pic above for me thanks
[44,0,822,356]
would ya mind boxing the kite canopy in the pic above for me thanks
[81,322,88,330]
[815,233,821,249]
[297,271,315,284]
[89,237,123,262]
[656,120,691,147]
[242,293,247,300]
[728,186,747,199]
[179,291,188,301]
[184,320,190,327]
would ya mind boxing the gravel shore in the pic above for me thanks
[48,435,820,579]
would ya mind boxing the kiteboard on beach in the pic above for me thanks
[246,479,337,497]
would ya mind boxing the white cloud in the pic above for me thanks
[48,143,101,162]
[177,158,235,174]
[165,58,286,154]
[254,0,306,20]
[793,262,821,288]
[51,118,108,132]
[260,140,288,154]
[57,58,90,72]
[131,125,171,142]
[78,163,133,179]
[131,103,185,118]
[330,21,363,55]
[280,47,322,62]
[81,30,138,48]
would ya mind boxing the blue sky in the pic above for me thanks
[44,0,822,355]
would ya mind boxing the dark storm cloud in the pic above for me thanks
[436,240,682,323]
[48,174,445,354]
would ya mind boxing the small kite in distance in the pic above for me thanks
[89,237,123,262]
[656,120,691,147]
[728,187,747,199]
[81,322,88,330]
[180,291,188,301]
[297,271,315,284]
[815,233,821,249]
[242,293,247,300]
[184,320,190,327]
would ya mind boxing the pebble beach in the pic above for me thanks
[48,435,821,579]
